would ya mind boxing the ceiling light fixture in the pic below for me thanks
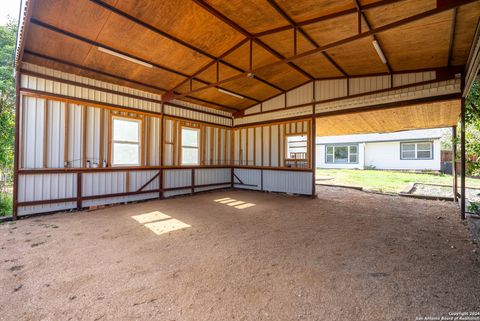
[98,47,153,68]
[372,40,387,64]
[217,88,244,99]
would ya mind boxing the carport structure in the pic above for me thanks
[13,0,480,219]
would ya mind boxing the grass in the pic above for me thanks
[0,191,13,217]
[316,169,480,194]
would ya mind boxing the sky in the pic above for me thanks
[0,0,22,25]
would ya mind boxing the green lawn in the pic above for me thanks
[0,191,13,217]
[316,169,480,194]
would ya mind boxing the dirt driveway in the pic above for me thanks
[1,187,479,321]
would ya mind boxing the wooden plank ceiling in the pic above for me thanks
[316,99,461,136]
[20,0,480,112]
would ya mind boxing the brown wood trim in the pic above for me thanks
[269,126,272,167]
[99,109,105,167]
[18,197,78,207]
[82,105,87,168]
[210,127,214,165]
[64,102,69,166]
[18,165,232,175]
[125,172,130,193]
[43,99,49,168]
[234,165,312,172]
[107,111,112,167]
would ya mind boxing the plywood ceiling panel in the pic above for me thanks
[25,24,186,90]
[364,0,437,28]
[23,52,166,96]
[259,29,316,58]
[109,0,245,57]
[294,53,345,78]
[254,63,310,90]
[203,0,287,34]
[376,12,452,71]
[221,77,281,101]
[316,100,461,136]
[189,87,255,109]
[327,37,389,75]
[451,2,480,66]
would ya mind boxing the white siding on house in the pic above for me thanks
[364,140,441,171]
[316,144,365,169]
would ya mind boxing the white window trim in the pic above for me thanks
[400,141,433,160]
[325,144,359,164]
[285,134,308,160]
[181,126,200,166]
[111,116,142,167]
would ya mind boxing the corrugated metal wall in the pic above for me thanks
[234,71,459,126]
[17,63,234,215]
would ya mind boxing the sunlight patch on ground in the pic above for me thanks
[131,211,190,235]
[214,198,256,210]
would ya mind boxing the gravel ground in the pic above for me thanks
[412,184,480,202]
[0,187,479,321]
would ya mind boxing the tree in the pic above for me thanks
[464,78,480,176]
[0,20,17,183]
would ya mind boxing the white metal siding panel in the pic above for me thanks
[349,76,391,95]
[262,94,285,111]
[245,104,261,115]
[315,79,348,101]
[163,169,191,198]
[233,169,261,190]
[22,96,45,168]
[271,125,279,167]
[263,170,312,195]
[46,100,65,168]
[287,82,313,107]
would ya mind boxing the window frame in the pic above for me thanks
[180,125,200,166]
[111,115,143,167]
[285,133,308,161]
[400,141,433,160]
[325,144,359,164]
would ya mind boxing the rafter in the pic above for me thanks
[266,0,348,77]
[164,0,476,101]
[353,0,393,73]
[191,0,315,80]
[448,8,458,67]
[29,18,263,104]
[89,0,284,95]
[23,50,240,112]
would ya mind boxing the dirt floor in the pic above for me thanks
[1,187,479,321]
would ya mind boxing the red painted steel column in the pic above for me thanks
[12,71,21,219]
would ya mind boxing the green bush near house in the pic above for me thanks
[0,192,12,216]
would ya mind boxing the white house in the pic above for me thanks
[316,128,446,171]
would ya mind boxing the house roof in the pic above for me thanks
[316,127,446,144]
[14,0,480,113]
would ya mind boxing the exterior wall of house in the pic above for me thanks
[316,144,366,169]
[316,139,441,170]
[364,140,441,171]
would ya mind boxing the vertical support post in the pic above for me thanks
[191,168,195,195]
[452,126,457,202]
[460,98,466,219]
[249,38,253,72]
[311,81,316,197]
[76,172,82,210]
[159,103,164,199]
[12,71,21,220]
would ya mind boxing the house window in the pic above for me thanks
[401,142,433,160]
[286,135,308,160]
[181,127,200,165]
[111,116,141,166]
[326,145,358,164]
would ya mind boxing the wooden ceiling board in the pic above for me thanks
[195,62,243,84]
[294,53,345,78]
[26,24,186,90]
[451,2,480,66]
[375,12,452,71]
[189,87,255,109]
[302,13,369,47]
[96,15,211,75]
[33,0,211,76]
[364,0,437,29]
[254,63,310,90]
[222,41,280,73]
[316,100,461,136]
[259,28,316,58]
[32,0,114,40]
[326,37,389,75]
[107,0,245,57]
[220,76,281,101]
[23,53,166,95]
[203,0,288,34]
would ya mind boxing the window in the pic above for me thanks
[286,135,308,160]
[112,116,141,166]
[401,142,433,160]
[181,127,199,165]
[326,145,358,164]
